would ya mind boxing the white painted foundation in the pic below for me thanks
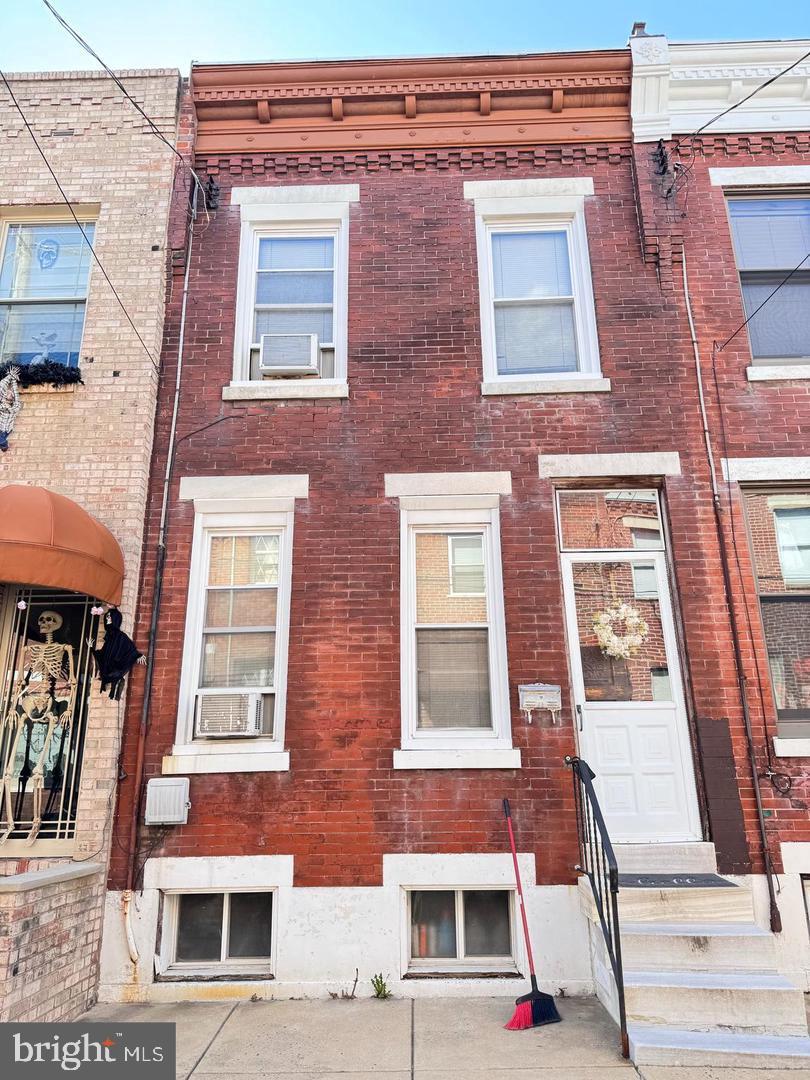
[99,854,592,1003]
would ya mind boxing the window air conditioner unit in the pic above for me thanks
[194,692,264,737]
[258,333,319,375]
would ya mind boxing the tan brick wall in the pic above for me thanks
[0,68,180,1019]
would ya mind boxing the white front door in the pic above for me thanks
[561,550,701,842]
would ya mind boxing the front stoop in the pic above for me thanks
[580,846,810,1068]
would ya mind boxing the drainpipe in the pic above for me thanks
[123,182,198,930]
[681,254,782,933]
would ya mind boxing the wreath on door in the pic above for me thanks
[592,602,649,660]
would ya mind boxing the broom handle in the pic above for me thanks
[503,798,536,979]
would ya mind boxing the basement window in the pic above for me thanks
[163,891,274,977]
[407,889,516,974]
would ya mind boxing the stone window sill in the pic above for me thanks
[393,748,521,770]
[773,737,810,758]
[747,364,810,382]
[20,383,77,395]
[481,377,610,396]
[162,746,290,774]
[222,380,348,401]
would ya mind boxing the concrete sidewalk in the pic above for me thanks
[83,997,802,1079]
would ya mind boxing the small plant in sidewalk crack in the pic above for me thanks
[371,973,392,999]
[328,967,359,1000]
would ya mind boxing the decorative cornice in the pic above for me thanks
[631,36,810,142]
[192,51,631,154]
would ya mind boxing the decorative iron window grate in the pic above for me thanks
[0,586,99,844]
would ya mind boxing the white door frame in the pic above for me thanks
[560,549,702,843]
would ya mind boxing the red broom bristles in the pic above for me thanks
[504,1001,534,1030]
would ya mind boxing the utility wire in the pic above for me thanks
[717,251,810,352]
[42,0,209,224]
[672,46,810,154]
[0,68,161,376]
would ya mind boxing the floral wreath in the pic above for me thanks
[592,602,649,660]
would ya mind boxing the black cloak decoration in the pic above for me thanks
[92,607,143,699]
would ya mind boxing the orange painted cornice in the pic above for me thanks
[192,50,631,154]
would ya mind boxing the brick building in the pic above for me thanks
[100,35,810,1065]
[0,69,181,1021]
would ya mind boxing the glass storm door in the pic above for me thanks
[560,551,700,842]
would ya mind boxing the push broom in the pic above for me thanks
[503,798,562,1030]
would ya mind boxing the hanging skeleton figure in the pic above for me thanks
[90,607,145,699]
[0,611,77,845]
[0,365,21,452]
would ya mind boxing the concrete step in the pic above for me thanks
[629,1023,810,1068]
[621,921,776,972]
[624,969,808,1037]
[615,842,717,875]
[578,874,755,925]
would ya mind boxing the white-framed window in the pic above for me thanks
[0,216,95,368]
[774,507,810,587]
[727,197,810,365]
[400,504,511,751]
[405,887,516,974]
[176,507,294,758]
[229,185,357,398]
[160,889,275,978]
[466,180,602,391]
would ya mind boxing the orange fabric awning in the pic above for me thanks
[0,485,124,605]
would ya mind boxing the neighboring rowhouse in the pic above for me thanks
[102,35,810,1066]
[0,68,181,1021]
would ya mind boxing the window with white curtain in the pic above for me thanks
[473,206,601,385]
[728,198,810,363]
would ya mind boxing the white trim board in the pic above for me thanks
[144,855,294,891]
[393,748,521,770]
[385,472,512,498]
[231,184,360,206]
[179,475,309,501]
[709,166,810,188]
[722,457,810,482]
[539,452,681,479]
[463,177,594,201]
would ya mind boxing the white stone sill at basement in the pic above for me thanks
[393,748,521,770]
[481,377,610,396]
[222,381,349,401]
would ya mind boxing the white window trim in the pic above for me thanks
[722,457,810,483]
[466,181,602,393]
[539,451,682,479]
[159,887,277,979]
[402,886,519,976]
[168,507,295,773]
[229,185,358,400]
[398,502,512,755]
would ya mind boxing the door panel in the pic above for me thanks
[562,552,700,842]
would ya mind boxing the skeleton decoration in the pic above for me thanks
[90,607,145,699]
[0,365,21,452]
[0,611,77,845]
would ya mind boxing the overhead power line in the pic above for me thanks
[0,68,162,375]
[42,0,209,220]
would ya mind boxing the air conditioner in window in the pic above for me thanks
[194,692,264,737]
[258,333,319,375]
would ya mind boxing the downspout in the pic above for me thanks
[681,253,782,933]
[122,182,199,958]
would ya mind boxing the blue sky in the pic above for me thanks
[2,0,809,73]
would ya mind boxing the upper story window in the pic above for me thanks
[728,198,810,365]
[743,492,810,740]
[229,185,358,400]
[0,220,94,368]
[465,179,603,394]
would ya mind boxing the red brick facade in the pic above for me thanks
[109,62,810,901]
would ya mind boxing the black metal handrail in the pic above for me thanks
[565,755,628,1059]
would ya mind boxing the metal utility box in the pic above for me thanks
[144,776,190,825]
